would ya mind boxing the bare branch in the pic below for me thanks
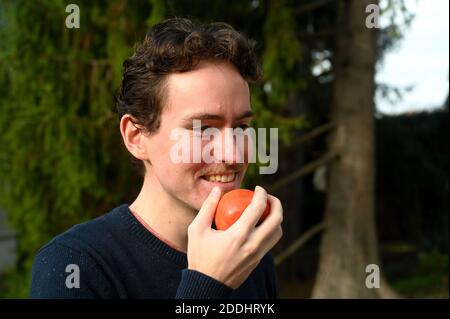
[275,222,326,266]
[268,150,339,193]
[284,121,337,150]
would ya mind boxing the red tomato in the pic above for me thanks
[214,189,271,230]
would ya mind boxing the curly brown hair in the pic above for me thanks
[115,17,261,175]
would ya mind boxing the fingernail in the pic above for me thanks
[212,186,220,195]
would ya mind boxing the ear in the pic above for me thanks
[119,115,149,162]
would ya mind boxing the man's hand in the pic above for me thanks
[187,186,283,289]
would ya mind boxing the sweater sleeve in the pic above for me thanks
[175,252,279,299]
[175,269,234,299]
[29,241,116,299]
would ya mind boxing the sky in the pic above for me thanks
[376,0,449,114]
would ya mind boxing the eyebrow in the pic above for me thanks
[181,110,254,124]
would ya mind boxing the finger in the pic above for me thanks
[255,224,282,259]
[252,195,283,243]
[192,186,222,230]
[230,185,268,232]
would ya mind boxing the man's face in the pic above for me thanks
[143,61,253,211]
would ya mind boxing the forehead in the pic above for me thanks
[163,61,251,120]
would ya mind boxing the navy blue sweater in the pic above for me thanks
[29,204,278,299]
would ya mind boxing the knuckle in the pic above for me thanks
[276,213,283,225]
[232,231,246,245]
[272,196,281,206]
[243,243,258,258]
[268,195,281,206]
[275,198,283,212]
[277,197,282,206]
[269,210,283,226]
[276,200,283,213]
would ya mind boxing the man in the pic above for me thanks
[30,17,283,299]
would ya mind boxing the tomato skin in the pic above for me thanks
[214,189,271,230]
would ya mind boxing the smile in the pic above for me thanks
[201,173,236,183]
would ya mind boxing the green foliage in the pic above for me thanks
[0,0,156,297]
[391,250,449,298]
[378,0,415,63]
[262,0,302,107]
[0,266,32,298]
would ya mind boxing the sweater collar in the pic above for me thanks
[115,204,188,267]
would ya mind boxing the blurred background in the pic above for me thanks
[0,0,448,298]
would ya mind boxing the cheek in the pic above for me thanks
[147,131,204,181]
[157,162,206,210]
[148,140,201,186]
[151,151,197,183]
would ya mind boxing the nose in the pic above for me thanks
[212,128,245,164]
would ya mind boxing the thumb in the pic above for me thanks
[192,186,222,230]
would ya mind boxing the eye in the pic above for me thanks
[191,125,212,131]
[201,125,212,131]
[236,124,250,130]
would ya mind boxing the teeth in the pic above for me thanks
[204,173,236,183]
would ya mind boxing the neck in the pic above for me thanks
[129,171,196,253]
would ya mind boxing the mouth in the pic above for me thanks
[197,167,244,195]
[200,172,237,183]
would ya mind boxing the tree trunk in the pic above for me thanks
[312,0,398,298]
